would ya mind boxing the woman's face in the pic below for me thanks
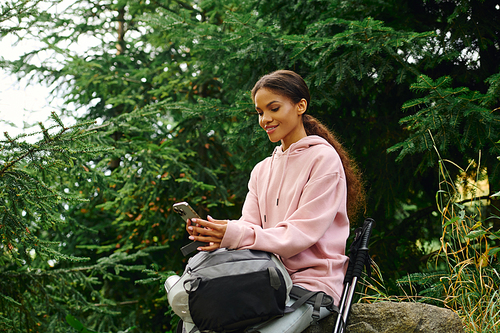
[254,88,307,151]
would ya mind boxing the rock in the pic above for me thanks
[302,302,464,333]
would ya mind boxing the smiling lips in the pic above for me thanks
[265,125,279,133]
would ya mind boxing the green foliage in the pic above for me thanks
[388,74,500,169]
[1,0,500,331]
[0,112,110,263]
[0,114,127,332]
[66,314,99,333]
[1,244,156,332]
[0,0,45,36]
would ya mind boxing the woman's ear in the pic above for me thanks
[296,98,307,115]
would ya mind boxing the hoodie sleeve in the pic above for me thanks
[221,153,348,259]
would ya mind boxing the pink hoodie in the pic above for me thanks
[220,135,349,303]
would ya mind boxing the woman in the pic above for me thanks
[186,70,365,333]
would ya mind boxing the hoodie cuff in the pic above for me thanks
[220,220,244,249]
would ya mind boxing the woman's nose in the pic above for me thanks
[261,111,272,123]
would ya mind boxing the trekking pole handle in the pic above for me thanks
[351,218,375,279]
[359,218,375,251]
[343,218,375,284]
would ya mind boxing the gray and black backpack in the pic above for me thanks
[165,248,335,332]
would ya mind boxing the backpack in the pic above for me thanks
[166,248,336,332]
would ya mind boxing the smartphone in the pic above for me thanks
[173,202,207,255]
[173,201,200,222]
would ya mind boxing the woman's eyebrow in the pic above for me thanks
[256,101,279,109]
[255,100,280,110]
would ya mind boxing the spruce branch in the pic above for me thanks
[0,114,113,260]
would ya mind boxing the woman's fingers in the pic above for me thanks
[188,227,224,244]
[186,219,199,236]
[189,235,222,250]
[193,218,227,232]
[197,242,220,251]
[206,215,229,226]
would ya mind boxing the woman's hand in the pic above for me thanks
[187,216,228,251]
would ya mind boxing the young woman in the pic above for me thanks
[185,70,365,333]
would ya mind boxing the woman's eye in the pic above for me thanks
[257,111,263,116]
[271,107,279,112]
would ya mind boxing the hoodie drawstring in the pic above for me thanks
[263,147,278,223]
[263,145,293,223]
[275,149,290,206]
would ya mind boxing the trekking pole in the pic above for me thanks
[332,218,375,333]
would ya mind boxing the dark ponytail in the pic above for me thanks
[252,70,366,221]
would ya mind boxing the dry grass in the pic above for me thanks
[358,141,500,332]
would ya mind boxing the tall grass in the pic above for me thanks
[433,149,500,332]
[360,141,500,332]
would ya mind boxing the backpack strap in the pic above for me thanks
[177,320,201,333]
[180,241,207,256]
[287,286,339,325]
[176,320,184,333]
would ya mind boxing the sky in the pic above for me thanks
[0,34,57,138]
[0,1,86,141]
